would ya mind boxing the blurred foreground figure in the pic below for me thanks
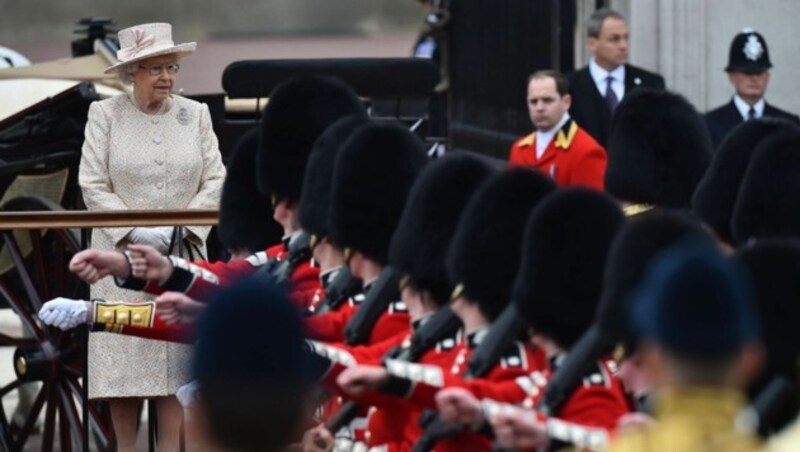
[610,243,764,452]
[187,278,315,451]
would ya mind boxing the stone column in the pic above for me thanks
[625,0,800,113]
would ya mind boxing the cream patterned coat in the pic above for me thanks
[79,93,225,397]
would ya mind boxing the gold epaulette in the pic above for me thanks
[94,301,156,328]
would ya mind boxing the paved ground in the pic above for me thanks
[1,31,419,451]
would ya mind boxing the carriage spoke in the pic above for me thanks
[0,199,111,450]
[65,377,113,449]
[41,380,57,452]
[0,278,44,343]
[57,381,83,451]
[0,379,24,398]
[12,380,47,447]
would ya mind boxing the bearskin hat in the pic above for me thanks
[257,76,366,200]
[389,153,495,305]
[692,118,798,244]
[732,127,800,243]
[329,122,428,265]
[736,239,800,433]
[298,116,368,239]
[595,209,713,354]
[217,128,282,254]
[605,89,712,208]
[447,168,557,321]
[513,188,624,349]
[631,242,758,356]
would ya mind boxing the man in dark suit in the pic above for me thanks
[705,29,800,149]
[567,8,665,146]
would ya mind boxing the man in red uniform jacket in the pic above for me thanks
[509,70,607,190]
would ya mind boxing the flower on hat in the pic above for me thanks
[117,28,156,62]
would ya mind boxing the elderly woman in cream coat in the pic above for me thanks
[78,23,225,452]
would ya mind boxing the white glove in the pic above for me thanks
[128,227,172,254]
[39,297,89,330]
[176,380,201,408]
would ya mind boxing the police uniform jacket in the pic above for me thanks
[705,99,800,149]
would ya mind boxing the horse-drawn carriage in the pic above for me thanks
[0,3,575,448]
[0,16,444,451]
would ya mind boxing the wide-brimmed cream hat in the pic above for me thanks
[104,23,196,74]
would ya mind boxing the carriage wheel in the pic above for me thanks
[0,196,113,452]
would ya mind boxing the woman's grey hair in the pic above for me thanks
[116,61,138,86]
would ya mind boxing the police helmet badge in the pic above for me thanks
[726,28,772,73]
[743,34,764,62]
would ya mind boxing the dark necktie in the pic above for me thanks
[748,107,757,120]
[605,76,619,112]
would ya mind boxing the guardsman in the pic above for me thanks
[305,153,495,451]
[509,70,607,190]
[216,127,283,259]
[428,189,629,450]
[306,121,428,447]
[324,121,429,346]
[730,126,800,243]
[610,243,763,452]
[604,89,711,213]
[336,168,557,451]
[691,118,798,245]
[705,29,800,149]
[736,240,800,436]
[298,116,369,331]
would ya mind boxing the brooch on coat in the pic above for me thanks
[177,107,190,126]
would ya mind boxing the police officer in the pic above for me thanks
[705,29,800,149]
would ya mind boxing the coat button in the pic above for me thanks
[156,182,164,189]
[152,118,160,124]
[153,137,162,144]
[155,159,164,165]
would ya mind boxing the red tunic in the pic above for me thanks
[304,279,410,345]
[124,241,320,310]
[310,324,461,450]
[508,119,607,191]
[382,328,548,452]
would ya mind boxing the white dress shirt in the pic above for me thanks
[536,113,571,159]
[589,58,626,101]
[733,95,765,120]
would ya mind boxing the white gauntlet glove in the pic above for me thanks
[38,297,89,330]
[176,380,201,408]
[128,227,172,254]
